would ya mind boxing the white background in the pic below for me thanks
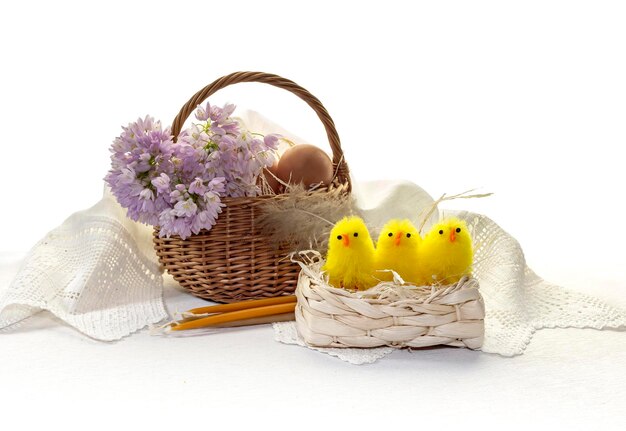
[1,1,625,429]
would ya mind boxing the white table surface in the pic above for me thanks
[2,251,625,430]
[2,2,626,429]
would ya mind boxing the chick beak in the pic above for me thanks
[449,229,456,243]
[342,234,350,247]
[394,232,403,246]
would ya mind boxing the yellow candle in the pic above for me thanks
[171,302,297,331]
[188,295,296,315]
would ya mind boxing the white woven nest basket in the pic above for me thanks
[294,256,485,350]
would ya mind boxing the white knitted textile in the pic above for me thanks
[0,189,167,340]
[1,111,625,356]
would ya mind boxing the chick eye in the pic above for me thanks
[388,232,393,237]
[337,235,342,240]
[439,230,444,235]
[353,232,358,237]
[456,227,461,233]
[406,233,411,238]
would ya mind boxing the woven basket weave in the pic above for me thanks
[295,261,485,349]
[153,72,351,303]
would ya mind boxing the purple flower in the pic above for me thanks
[151,173,170,194]
[173,199,198,217]
[264,134,279,149]
[139,188,154,201]
[158,210,193,240]
[208,177,226,193]
[169,184,187,202]
[188,178,206,195]
[209,103,235,122]
[107,105,279,239]
[195,103,210,121]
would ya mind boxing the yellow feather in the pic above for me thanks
[419,217,473,285]
[322,216,376,291]
[374,219,422,284]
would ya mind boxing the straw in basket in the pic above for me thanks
[153,72,351,303]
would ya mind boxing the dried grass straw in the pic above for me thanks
[294,253,485,350]
[417,188,493,234]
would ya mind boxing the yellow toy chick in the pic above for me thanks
[419,217,473,285]
[322,216,377,291]
[374,219,422,284]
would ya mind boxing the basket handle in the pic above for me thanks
[171,71,350,188]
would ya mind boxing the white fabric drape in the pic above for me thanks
[2,112,624,362]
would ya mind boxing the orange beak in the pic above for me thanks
[449,229,456,243]
[394,232,403,246]
[342,234,350,247]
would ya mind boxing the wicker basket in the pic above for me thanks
[153,72,351,303]
[295,260,485,349]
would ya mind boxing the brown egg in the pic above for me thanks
[275,144,334,189]
[258,161,283,194]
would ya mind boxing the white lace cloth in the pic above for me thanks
[0,189,166,340]
[1,112,625,361]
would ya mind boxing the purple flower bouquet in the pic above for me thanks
[105,103,279,239]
